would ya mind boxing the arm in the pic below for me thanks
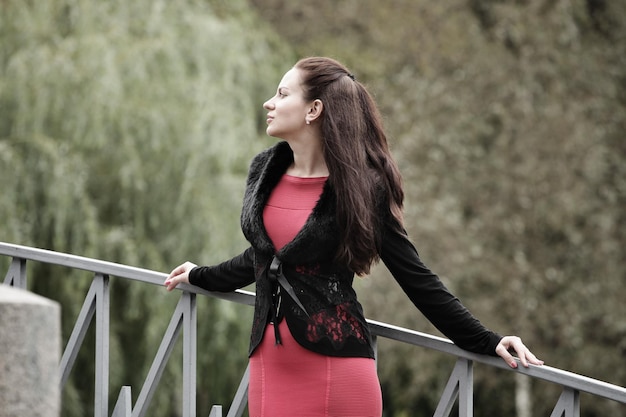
[380,224,502,355]
[380,221,543,367]
[164,246,256,292]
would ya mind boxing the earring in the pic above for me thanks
[306,120,310,125]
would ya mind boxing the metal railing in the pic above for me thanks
[1,242,625,417]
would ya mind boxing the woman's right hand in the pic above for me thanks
[164,261,197,291]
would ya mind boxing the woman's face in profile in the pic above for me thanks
[263,68,312,140]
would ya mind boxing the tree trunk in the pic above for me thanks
[515,373,531,417]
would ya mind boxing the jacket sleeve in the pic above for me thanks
[188,246,256,292]
[380,221,502,356]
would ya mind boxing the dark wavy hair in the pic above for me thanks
[295,57,405,275]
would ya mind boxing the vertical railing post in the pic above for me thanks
[94,273,110,417]
[182,292,197,417]
[458,359,474,417]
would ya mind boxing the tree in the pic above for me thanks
[1,0,292,415]
[249,0,626,415]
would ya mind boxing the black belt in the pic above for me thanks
[267,256,309,345]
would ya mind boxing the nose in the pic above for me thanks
[263,98,274,110]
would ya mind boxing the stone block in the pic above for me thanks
[0,285,61,417]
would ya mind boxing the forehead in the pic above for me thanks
[278,68,303,90]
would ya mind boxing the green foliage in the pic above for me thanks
[3,0,625,415]
[1,0,292,416]
[251,0,626,416]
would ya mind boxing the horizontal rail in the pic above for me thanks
[0,242,255,306]
[367,320,626,403]
[1,241,625,406]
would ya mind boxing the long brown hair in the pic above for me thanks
[295,57,405,275]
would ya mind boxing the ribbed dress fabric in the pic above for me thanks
[248,174,383,417]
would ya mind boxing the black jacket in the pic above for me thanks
[189,141,502,358]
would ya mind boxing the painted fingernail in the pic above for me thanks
[510,361,518,368]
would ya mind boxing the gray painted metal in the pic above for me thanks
[57,273,110,417]
[550,388,581,417]
[183,292,198,416]
[2,241,625,417]
[112,386,132,417]
[433,358,474,417]
[226,364,250,417]
[59,276,99,387]
[131,293,196,417]
[95,273,110,417]
[3,257,26,288]
[366,318,626,404]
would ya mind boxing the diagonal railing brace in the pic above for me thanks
[58,273,110,417]
[550,387,580,417]
[3,257,27,289]
[132,291,196,417]
[433,358,474,417]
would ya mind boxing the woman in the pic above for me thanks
[165,57,543,417]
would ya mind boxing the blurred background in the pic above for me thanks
[1,0,624,416]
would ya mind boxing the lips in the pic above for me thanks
[266,116,274,124]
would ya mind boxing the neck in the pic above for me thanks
[285,137,328,178]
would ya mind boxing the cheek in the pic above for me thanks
[278,105,300,122]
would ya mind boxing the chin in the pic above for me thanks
[266,128,283,140]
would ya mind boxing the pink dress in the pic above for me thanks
[248,174,383,417]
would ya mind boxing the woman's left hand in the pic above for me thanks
[495,336,544,369]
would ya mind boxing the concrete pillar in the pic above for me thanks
[0,285,61,417]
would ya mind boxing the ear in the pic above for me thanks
[306,99,324,123]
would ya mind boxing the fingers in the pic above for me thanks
[496,336,544,369]
[163,262,196,291]
[164,275,184,291]
[523,350,544,367]
[167,262,189,280]
[495,341,519,369]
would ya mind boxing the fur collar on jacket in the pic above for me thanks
[240,141,340,266]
